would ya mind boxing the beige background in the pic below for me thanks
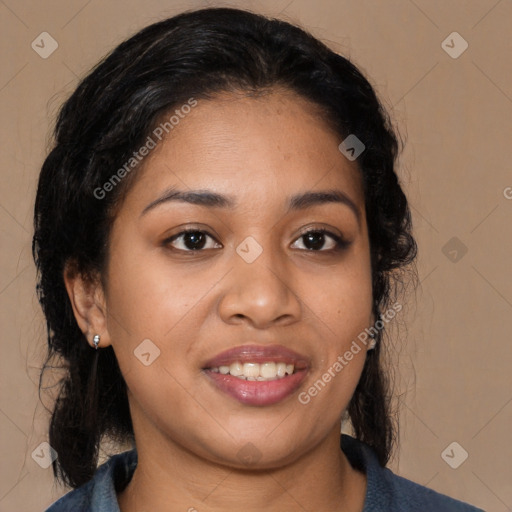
[1,0,511,510]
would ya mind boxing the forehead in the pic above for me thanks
[124,89,364,212]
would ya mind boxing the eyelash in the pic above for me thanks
[163,227,350,254]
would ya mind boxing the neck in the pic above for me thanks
[117,425,366,512]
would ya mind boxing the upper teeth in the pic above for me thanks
[210,362,295,380]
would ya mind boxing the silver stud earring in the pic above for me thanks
[93,334,100,350]
[367,332,377,350]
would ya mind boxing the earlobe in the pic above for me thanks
[63,262,111,349]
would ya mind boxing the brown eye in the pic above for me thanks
[291,229,349,252]
[165,230,221,251]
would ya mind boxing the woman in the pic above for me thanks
[34,7,483,511]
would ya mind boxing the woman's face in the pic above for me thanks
[102,89,373,468]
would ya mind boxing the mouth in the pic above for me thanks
[208,361,299,381]
[202,345,310,406]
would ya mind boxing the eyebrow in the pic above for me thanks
[140,187,361,224]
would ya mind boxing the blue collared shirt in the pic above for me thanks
[45,435,484,511]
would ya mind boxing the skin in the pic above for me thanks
[65,89,375,512]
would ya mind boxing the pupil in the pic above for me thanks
[304,232,324,250]
[185,232,206,250]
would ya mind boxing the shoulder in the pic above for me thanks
[374,466,485,511]
[44,449,137,512]
[341,435,485,512]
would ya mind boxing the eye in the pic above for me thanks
[163,227,349,254]
[291,228,348,252]
[164,229,221,252]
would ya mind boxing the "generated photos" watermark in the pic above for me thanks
[94,98,198,200]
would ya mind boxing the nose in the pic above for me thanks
[217,244,302,329]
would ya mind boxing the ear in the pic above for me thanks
[63,261,111,349]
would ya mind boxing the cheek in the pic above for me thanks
[296,251,372,405]
[298,267,371,416]
[105,244,210,338]
[305,252,373,338]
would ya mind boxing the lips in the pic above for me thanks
[202,344,310,406]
